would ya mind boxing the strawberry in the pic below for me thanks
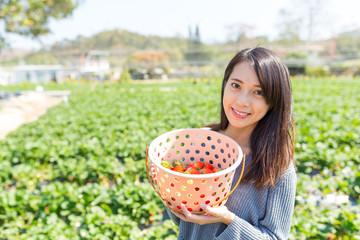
[201,168,214,174]
[204,163,214,170]
[212,168,222,172]
[173,164,185,172]
[173,160,183,166]
[185,167,201,174]
[195,161,204,169]
[172,160,185,172]
[185,163,194,170]
[327,234,335,240]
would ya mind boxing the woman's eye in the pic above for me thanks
[231,83,240,89]
[254,90,263,95]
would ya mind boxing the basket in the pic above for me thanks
[146,128,245,214]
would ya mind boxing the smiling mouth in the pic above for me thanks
[232,108,251,117]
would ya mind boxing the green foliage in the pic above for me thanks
[285,52,308,59]
[50,30,188,60]
[43,30,190,69]
[24,53,59,64]
[275,9,303,46]
[305,66,330,77]
[335,34,360,55]
[119,69,132,83]
[0,78,359,239]
[185,25,212,64]
[0,36,7,49]
[0,0,80,48]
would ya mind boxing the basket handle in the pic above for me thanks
[211,153,246,208]
[145,146,163,199]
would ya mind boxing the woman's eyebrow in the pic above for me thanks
[230,78,261,88]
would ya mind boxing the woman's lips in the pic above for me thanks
[231,108,250,118]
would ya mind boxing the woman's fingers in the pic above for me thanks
[169,203,234,226]
[201,204,235,225]
[200,204,222,216]
[180,204,192,217]
[200,204,209,212]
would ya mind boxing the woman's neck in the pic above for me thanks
[220,126,253,154]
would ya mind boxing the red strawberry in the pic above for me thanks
[186,167,201,174]
[173,164,185,172]
[212,168,222,172]
[327,234,335,239]
[195,161,204,169]
[185,163,194,170]
[201,168,214,174]
[204,163,214,170]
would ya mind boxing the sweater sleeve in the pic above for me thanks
[216,167,297,240]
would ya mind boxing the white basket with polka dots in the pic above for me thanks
[146,128,245,214]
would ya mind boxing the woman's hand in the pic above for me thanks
[171,203,235,225]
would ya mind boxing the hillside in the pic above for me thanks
[2,27,360,73]
[49,29,190,60]
[338,28,360,38]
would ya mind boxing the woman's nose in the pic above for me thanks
[236,92,250,107]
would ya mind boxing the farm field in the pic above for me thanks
[0,77,359,239]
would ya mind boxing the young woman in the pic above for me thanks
[164,47,297,239]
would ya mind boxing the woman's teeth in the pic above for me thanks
[234,109,249,116]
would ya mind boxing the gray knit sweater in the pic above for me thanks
[164,154,297,240]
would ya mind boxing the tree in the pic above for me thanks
[119,68,132,83]
[224,23,256,49]
[194,25,201,44]
[275,0,331,44]
[275,9,303,46]
[301,0,327,43]
[127,51,170,63]
[186,24,211,64]
[289,0,329,43]
[0,0,80,49]
[335,34,360,56]
[24,52,59,64]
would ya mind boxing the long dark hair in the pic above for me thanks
[208,47,295,188]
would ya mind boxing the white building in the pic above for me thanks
[77,50,110,81]
[13,65,64,84]
[0,50,111,85]
[0,67,15,85]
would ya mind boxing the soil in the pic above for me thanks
[0,90,70,140]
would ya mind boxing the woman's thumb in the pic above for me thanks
[201,204,218,214]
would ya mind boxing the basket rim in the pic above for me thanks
[148,128,243,179]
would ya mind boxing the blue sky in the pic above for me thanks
[3,0,360,50]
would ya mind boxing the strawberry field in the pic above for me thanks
[0,78,359,239]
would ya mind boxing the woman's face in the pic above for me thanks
[223,61,269,133]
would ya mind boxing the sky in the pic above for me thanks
[2,0,360,50]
